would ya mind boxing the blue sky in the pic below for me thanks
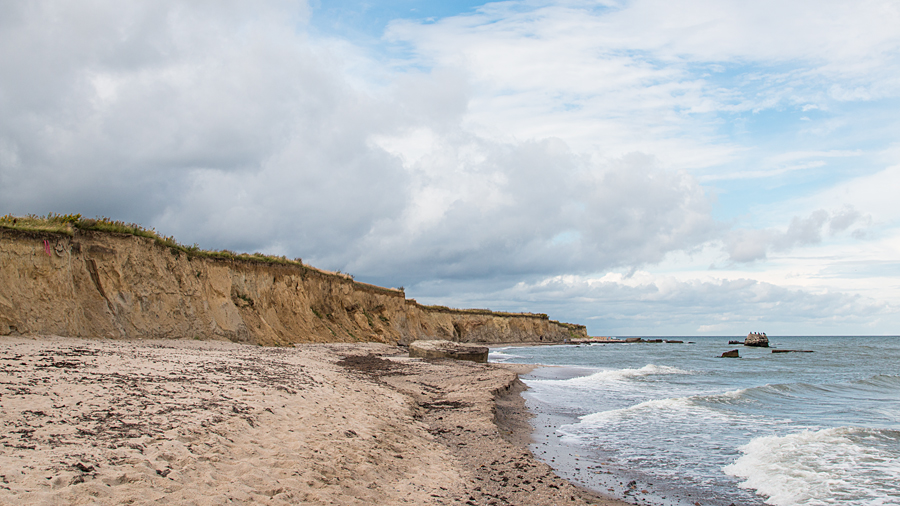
[2,0,899,335]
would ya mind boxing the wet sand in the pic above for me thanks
[0,336,634,505]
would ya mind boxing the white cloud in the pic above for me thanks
[0,0,720,285]
[342,141,719,285]
[1,0,898,334]
[724,207,870,263]
[797,164,900,223]
[601,0,900,66]
[385,0,900,159]
[450,270,894,335]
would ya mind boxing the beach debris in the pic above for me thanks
[720,349,740,358]
[408,340,489,363]
[744,332,769,347]
[337,353,405,374]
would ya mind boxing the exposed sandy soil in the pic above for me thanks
[0,336,632,505]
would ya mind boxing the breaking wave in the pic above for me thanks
[723,427,900,505]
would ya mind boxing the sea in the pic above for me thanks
[490,336,900,506]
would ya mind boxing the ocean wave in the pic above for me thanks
[694,374,900,410]
[687,383,798,408]
[487,351,524,362]
[572,396,695,426]
[562,394,753,435]
[563,386,786,437]
[723,427,900,506]
[529,364,692,388]
[854,373,900,390]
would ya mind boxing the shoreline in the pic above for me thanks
[500,354,744,506]
[519,371,664,506]
[491,366,642,505]
[0,336,633,505]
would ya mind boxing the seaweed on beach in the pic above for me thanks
[336,354,408,376]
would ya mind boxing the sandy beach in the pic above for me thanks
[0,336,632,506]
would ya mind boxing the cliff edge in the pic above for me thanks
[0,226,586,346]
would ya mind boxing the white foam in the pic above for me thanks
[723,427,900,505]
[563,388,773,439]
[487,351,522,362]
[532,364,692,388]
[700,387,749,401]
[572,396,695,426]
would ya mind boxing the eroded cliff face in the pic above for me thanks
[0,229,586,345]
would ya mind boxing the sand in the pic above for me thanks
[0,336,633,506]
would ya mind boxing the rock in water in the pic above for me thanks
[744,332,769,347]
[408,340,489,363]
[721,349,740,358]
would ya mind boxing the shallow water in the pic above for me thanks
[491,336,900,506]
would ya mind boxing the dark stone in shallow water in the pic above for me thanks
[720,349,740,358]
[772,349,814,353]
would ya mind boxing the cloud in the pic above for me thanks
[790,164,900,224]
[602,0,900,65]
[774,210,830,250]
[344,143,718,285]
[0,1,321,218]
[1,0,897,334]
[828,206,864,234]
[725,207,869,262]
[699,150,863,182]
[0,0,721,289]
[385,0,900,151]
[384,3,744,166]
[438,270,892,335]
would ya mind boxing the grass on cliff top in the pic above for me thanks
[0,214,398,290]
[0,214,573,321]
[0,213,303,264]
[419,304,550,320]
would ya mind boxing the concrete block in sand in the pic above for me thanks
[408,340,489,363]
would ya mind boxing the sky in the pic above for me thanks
[2,0,899,336]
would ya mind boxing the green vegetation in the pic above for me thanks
[0,213,82,234]
[233,292,254,307]
[419,303,549,319]
[1,214,409,298]
[0,213,316,269]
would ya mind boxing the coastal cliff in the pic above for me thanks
[0,226,586,345]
